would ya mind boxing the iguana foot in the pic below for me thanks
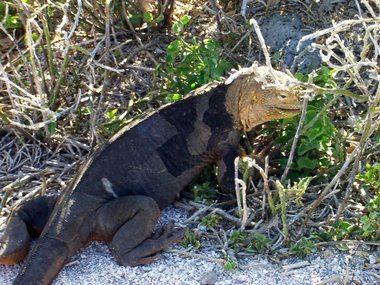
[113,223,186,266]
[0,195,57,264]
[0,218,31,265]
[93,195,164,266]
[250,143,282,179]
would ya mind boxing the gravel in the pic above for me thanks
[0,206,379,285]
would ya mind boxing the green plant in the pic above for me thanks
[265,66,344,180]
[356,163,380,192]
[331,219,356,241]
[123,0,171,29]
[311,218,357,250]
[360,195,380,240]
[296,66,337,88]
[76,107,132,137]
[100,109,132,137]
[284,177,313,206]
[180,231,201,249]
[0,2,23,30]
[276,180,289,239]
[290,237,317,257]
[229,230,246,252]
[356,164,380,240]
[192,182,218,202]
[201,214,221,229]
[277,107,342,178]
[172,15,190,34]
[246,233,272,253]
[129,10,165,28]
[223,255,237,271]
[157,16,232,101]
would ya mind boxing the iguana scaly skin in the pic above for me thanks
[0,66,301,285]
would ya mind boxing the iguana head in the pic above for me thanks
[228,66,302,131]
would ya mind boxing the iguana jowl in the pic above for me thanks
[0,66,301,285]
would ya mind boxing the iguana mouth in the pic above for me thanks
[275,106,301,113]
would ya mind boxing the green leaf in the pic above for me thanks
[336,243,349,251]
[180,15,191,25]
[295,72,308,82]
[290,237,317,257]
[219,60,233,72]
[156,14,165,23]
[32,32,39,42]
[48,121,57,135]
[172,15,191,34]
[211,67,223,79]
[143,12,154,23]
[172,22,184,34]
[171,94,181,101]
[158,34,233,102]
[298,176,312,191]
[247,233,272,253]
[130,13,142,26]
[296,156,317,170]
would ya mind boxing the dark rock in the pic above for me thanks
[260,14,321,73]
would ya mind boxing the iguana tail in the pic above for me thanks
[0,196,57,265]
[12,192,98,285]
[13,235,75,285]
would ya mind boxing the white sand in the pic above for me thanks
[0,207,378,285]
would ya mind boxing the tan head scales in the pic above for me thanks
[227,66,302,131]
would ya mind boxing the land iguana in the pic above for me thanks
[0,66,302,285]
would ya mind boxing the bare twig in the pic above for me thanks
[50,0,82,109]
[234,157,243,220]
[187,201,242,227]
[282,261,310,271]
[280,95,309,182]
[297,19,378,51]
[240,0,248,18]
[313,276,343,285]
[121,1,158,66]
[299,144,360,236]
[249,18,273,72]
[167,249,224,265]
[276,180,289,240]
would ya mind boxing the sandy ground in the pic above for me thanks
[0,206,379,285]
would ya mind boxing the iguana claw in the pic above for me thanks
[249,143,283,179]
[114,223,187,267]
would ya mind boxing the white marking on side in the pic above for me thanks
[101,177,118,198]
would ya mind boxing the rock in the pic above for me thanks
[200,270,218,285]
[260,14,321,73]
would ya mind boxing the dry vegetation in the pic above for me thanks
[0,0,379,264]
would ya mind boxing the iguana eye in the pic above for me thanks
[277,93,287,100]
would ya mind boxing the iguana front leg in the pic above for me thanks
[93,195,186,266]
[0,195,57,264]
[216,142,240,194]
